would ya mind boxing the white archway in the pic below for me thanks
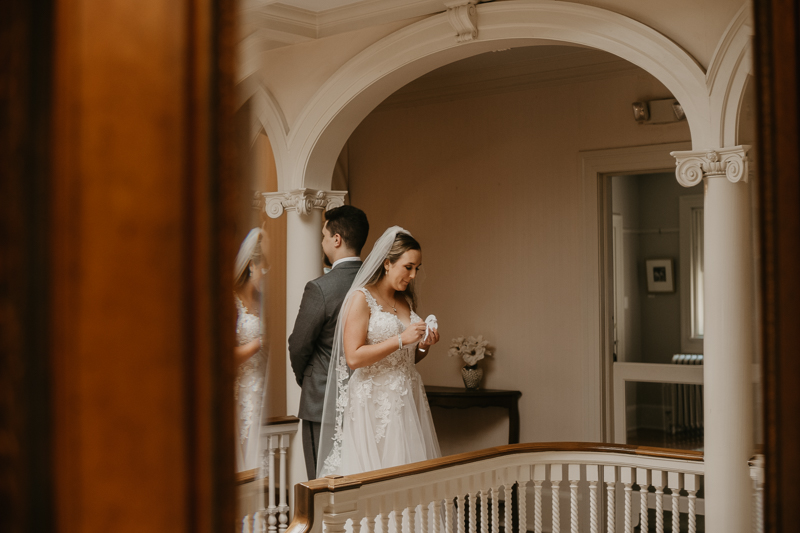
[706,4,754,148]
[282,0,711,191]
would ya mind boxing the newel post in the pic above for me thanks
[671,146,755,533]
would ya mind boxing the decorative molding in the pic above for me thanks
[444,0,478,43]
[671,145,751,187]
[262,189,347,218]
[259,0,446,40]
[288,1,710,190]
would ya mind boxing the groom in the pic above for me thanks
[289,205,369,480]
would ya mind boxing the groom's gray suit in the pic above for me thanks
[289,260,361,480]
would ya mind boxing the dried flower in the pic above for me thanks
[448,335,493,366]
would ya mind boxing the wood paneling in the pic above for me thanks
[47,0,237,531]
[753,0,800,529]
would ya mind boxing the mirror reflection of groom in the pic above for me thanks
[289,205,369,480]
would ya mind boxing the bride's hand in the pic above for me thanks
[419,328,440,351]
[401,321,426,346]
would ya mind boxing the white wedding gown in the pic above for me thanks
[331,287,441,475]
[234,295,267,473]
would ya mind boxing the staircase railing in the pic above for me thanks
[239,416,301,533]
[287,442,710,533]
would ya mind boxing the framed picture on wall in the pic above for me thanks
[646,259,674,292]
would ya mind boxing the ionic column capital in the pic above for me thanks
[261,189,347,219]
[670,145,751,187]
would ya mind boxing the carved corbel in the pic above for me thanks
[444,0,479,43]
[261,189,348,219]
[670,145,751,187]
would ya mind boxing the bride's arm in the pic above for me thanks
[344,292,426,369]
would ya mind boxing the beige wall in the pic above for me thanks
[347,64,691,448]
[260,1,746,133]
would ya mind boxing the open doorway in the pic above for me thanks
[608,172,704,450]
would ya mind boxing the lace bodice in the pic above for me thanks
[234,295,266,445]
[359,287,421,369]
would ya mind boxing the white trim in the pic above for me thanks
[612,362,704,444]
[706,3,755,148]
[260,0,446,39]
[679,195,705,354]
[579,142,692,443]
[287,0,710,191]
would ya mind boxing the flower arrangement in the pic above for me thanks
[448,335,493,368]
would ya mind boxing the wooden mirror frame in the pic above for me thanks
[2,0,800,530]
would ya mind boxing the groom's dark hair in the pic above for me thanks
[325,205,369,255]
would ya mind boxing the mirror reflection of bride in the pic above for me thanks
[233,228,269,473]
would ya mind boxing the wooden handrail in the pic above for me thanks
[266,415,301,426]
[287,441,705,533]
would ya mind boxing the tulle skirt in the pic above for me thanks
[339,365,441,475]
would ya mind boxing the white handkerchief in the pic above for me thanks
[423,314,438,342]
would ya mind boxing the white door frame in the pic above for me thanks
[578,141,692,442]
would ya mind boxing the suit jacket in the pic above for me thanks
[289,260,361,422]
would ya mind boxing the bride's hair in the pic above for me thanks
[235,232,264,289]
[366,232,421,309]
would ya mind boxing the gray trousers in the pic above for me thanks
[302,420,321,481]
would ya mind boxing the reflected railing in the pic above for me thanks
[238,416,301,533]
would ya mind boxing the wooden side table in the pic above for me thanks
[424,385,522,444]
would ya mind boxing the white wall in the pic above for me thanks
[347,57,691,449]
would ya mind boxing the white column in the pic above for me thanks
[263,188,347,491]
[672,146,754,533]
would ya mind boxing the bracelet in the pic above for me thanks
[398,335,403,350]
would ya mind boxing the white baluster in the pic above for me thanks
[750,455,765,533]
[568,465,580,533]
[551,464,562,533]
[685,475,698,533]
[652,470,665,533]
[490,486,500,533]
[532,465,546,533]
[446,498,454,533]
[242,514,251,533]
[621,467,633,533]
[278,434,289,533]
[586,466,599,533]
[457,495,465,533]
[381,511,390,533]
[267,436,278,533]
[257,511,267,533]
[603,465,616,533]
[636,469,651,533]
[667,472,681,533]
[394,508,403,533]
[517,482,527,533]
[361,502,374,533]
[504,484,513,533]
[431,499,441,533]
[469,492,477,533]
[324,512,351,533]
[420,499,429,533]
[480,489,489,533]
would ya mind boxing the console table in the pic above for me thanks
[424,386,522,444]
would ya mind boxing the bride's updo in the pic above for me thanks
[367,232,421,309]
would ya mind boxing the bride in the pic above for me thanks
[318,226,441,477]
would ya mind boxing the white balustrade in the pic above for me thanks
[283,444,721,533]
[238,418,300,533]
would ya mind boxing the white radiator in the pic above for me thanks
[666,354,704,435]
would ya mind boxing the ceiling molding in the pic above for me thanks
[260,0,447,40]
